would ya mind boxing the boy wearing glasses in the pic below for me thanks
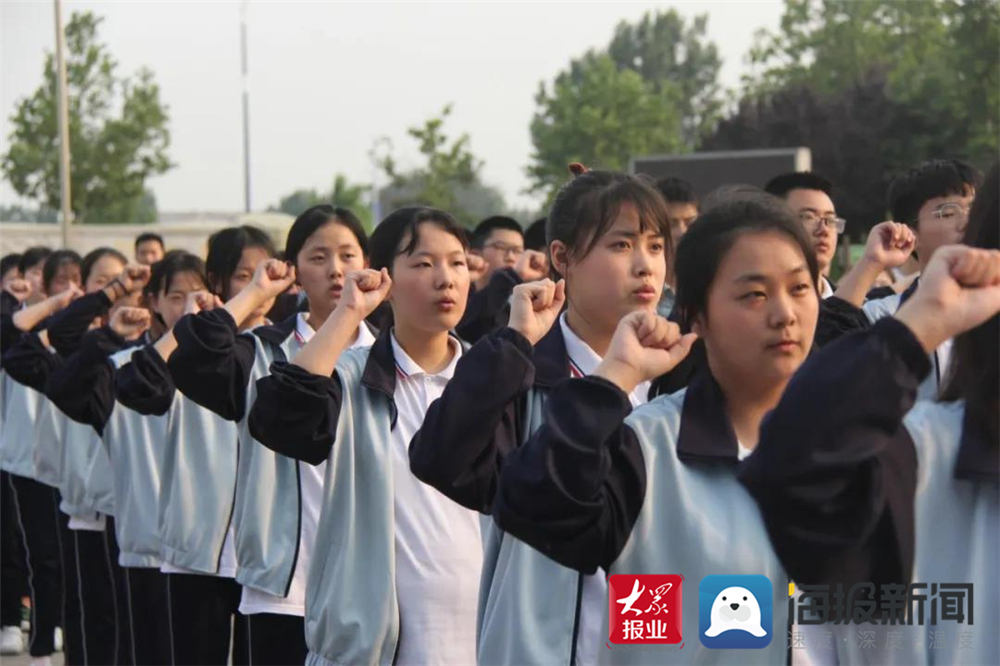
[459,216,547,342]
[765,171,845,298]
[825,159,980,399]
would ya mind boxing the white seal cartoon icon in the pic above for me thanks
[704,586,767,637]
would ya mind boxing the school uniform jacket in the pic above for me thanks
[2,333,67,495]
[740,318,996,665]
[822,279,946,401]
[167,310,376,597]
[411,324,673,664]
[248,326,470,666]
[113,338,239,575]
[45,327,172,566]
[456,267,521,343]
[41,292,122,518]
[2,309,110,519]
[493,365,791,665]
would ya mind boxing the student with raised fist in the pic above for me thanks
[410,168,673,665]
[741,163,1000,666]
[166,206,371,665]
[494,190,822,665]
[45,251,207,665]
[249,207,483,666]
[112,225,277,665]
[457,215,549,343]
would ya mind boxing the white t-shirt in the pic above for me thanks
[559,313,651,666]
[240,316,376,616]
[389,333,483,665]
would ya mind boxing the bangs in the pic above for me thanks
[578,178,672,258]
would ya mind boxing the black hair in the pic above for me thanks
[1,253,23,279]
[18,246,52,274]
[763,172,833,199]
[887,158,981,226]
[369,207,468,275]
[145,250,207,298]
[940,162,998,449]
[134,232,165,250]
[524,217,547,253]
[205,225,278,301]
[546,170,672,275]
[284,205,368,267]
[655,177,698,205]
[471,216,523,250]
[80,247,128,287]
[673,189,820,330]
[42,249,82,293]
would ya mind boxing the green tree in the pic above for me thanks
[608,9,723,147]
[745,0,999,168]
[271,174,374,229]
[377,105,505,227]
[1,12,172,224]
[89,188,158,224]
[527,53,684,202]
[273,189,324,217]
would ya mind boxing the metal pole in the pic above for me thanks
[54,0,72,244]
[240,1,251,213]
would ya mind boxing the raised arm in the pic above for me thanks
[249,269,391,465]
[410,279,564,512]
[46,308,150,434]
[495,311,696,573]
[741,245,1000,588]
[833,222,915,307]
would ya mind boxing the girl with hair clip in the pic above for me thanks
[112,225,278,666]
[248,207,482,666]
[45,251,207,665]
[410,167,675,665]
[5,247,148,666]
[493,190,825,665]
[165,206,371,665]
[740,163,1000,666]
[0,248,80,665]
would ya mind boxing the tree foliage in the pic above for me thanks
[1,12,173,224]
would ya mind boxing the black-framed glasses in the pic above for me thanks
[799,210,846,234]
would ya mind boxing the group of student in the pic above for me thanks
[0,156,995,666]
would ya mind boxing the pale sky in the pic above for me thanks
[0,0,784,216]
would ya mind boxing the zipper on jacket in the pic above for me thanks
[215,435,240,571]
[568,572,584,666]
[283,460,304,597]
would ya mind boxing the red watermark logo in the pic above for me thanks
[608,574,683,645]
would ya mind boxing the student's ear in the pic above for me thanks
[550,241,570,278]
[468,249,483,258]
[691,314,707,338]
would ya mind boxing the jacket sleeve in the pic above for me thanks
[814,295,872,348]
[456,268,520,343]
[1,332,62,392]
[493,375,647,574]
[0,292,22,355]
[248,361,343,466]
[167,309,257,421]
[114,345,176,416]
[409,327,534,513]
[739,317,925,590]
[45,327,126,435]
[46,291,114,357]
